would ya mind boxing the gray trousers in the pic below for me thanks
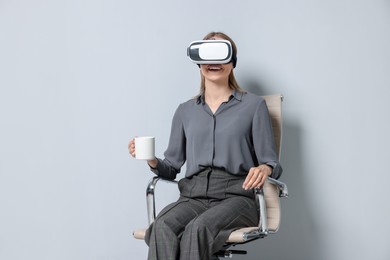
[144,169,259,260]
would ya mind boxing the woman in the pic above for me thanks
[128,32,282,260]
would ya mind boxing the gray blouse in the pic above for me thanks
[151,91,283,180]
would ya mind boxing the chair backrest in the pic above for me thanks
[262,94,283,233]
[262,94,283,159]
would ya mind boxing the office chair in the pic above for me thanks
[133,94,288,259]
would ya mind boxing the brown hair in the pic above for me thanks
[198,32,245,97]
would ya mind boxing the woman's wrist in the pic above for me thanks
[147,158,158,169]
[260,164,272,176]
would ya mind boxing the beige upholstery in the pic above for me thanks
[226,180,281,243]
[133,94,285,246]
[133,228,147,240]
[262,94,283,158]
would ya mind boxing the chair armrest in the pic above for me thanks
[267,177,289,198]
[146,176,178,225]
[251,177,288,239]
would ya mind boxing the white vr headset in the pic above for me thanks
[187,40,236,67]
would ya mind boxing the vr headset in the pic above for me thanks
[187,40,237,67]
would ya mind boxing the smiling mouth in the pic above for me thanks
[207,65,223,72]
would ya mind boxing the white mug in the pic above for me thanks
[134,136,155,160]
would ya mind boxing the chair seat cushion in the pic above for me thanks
[226,227,259,243]
[133,228,147,240]
[133,226,260,243]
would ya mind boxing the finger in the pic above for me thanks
[129,146,136,158]
[246,170,262,190]
[128,139,135,149]
[257,174,267,189]
[129,145,134,154]
[130,148,136,157]
[249,172,263,189]
[243,168,256,189]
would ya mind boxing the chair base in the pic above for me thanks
[213,249,247,259]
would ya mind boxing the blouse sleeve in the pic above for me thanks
[252,98,283,179]
[150,104,186,180]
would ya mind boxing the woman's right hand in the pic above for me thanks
[128,138,136,158]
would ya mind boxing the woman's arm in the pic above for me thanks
[129,104,187,180]
[243,98,283,189]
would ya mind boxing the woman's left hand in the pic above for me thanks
[242,164,272,190]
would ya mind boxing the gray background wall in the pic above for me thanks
[1,0,389,259]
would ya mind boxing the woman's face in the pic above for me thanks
[200,36,234,85]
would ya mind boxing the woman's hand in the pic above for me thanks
[128,138,136,158]
[242,164,272,190]
[128,138,158,168]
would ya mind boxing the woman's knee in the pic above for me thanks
[153,215,172,231]
[184,216,213,237]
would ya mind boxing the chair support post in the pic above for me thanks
[146,177,159,225]
[146,177,179,225]
[257,188,269,235]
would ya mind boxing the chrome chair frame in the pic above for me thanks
[133,94,288,258]
[145,176,288,238]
